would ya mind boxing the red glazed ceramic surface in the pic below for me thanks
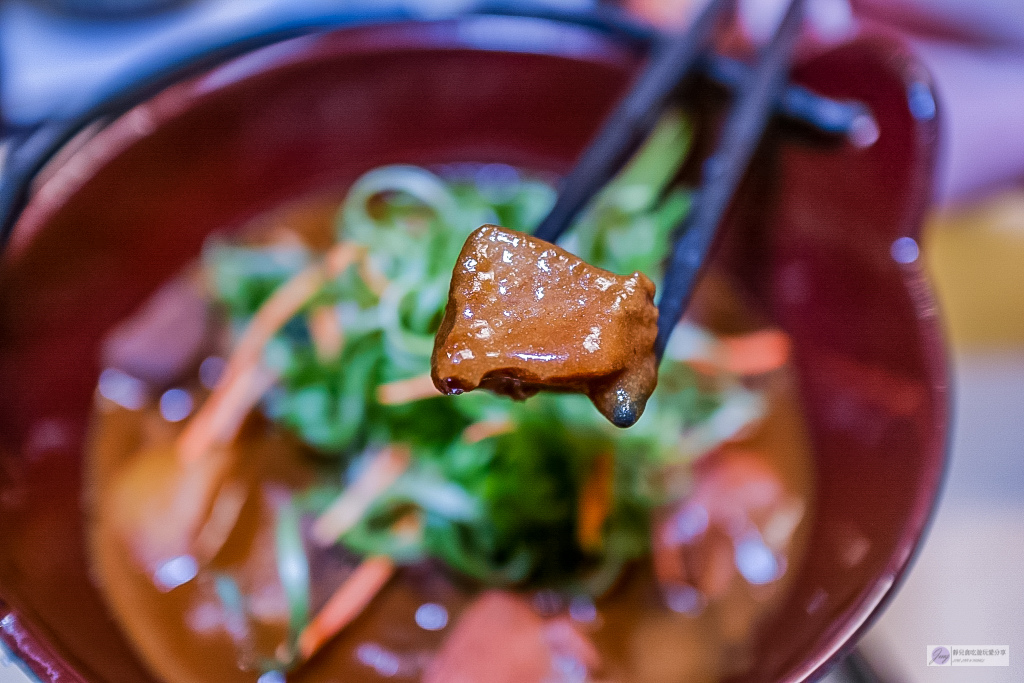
[0,15,945,682]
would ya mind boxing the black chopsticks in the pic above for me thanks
[654,0,805,360]
[533,0,812,367]
[532,0,730,243]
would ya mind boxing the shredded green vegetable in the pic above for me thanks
[203,111,764,595]
[275,496,310,649]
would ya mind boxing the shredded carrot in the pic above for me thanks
[391,510,423,541]
[762,499,804,551]
[177,243,360,464]
[262,225,306,248]
[577,452,615,552]
[358,257,390,296]
[462,418,514,444]
[298,555,395,660]
[325,242,365,278]
[228,264,322,372]
[229,242,359,376]
[310,445,412,547]
[308,304,344,363]
[376,373,440,405]
[191,477,249,563]
[718,329,790,376]
[176,364,278,464]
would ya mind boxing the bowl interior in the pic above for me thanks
[0,16,946,682]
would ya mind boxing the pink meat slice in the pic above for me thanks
[102,276,211,386]
[423,591,600,683]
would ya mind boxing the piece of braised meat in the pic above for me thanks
[431,225,659,427]
[102,276,211,387]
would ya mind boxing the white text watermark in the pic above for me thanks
[927,645,1009,667]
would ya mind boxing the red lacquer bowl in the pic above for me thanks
[0,14,946,682]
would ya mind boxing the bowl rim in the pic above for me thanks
[0,4,654,249]
[0,12,949,683]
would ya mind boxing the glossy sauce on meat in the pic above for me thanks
[432,225,659,427]
[85,193,815,683]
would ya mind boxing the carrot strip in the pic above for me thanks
[325,242,365,278]
[177,243,360,464]
[718,329,790,376]
[310,445,412,547]
[308,304,344,363]
[262,225,306,248]
[577,452,615,552]
[229,242,359,378]
[376,373,440,405]
[391,510,423,542]
[176,364,278,464]
[298,555,395,660]
[358,257,390,296]
[462,418,514,444]
[191,477,249,563]
[761,499,804,551]
[229,265,323,372]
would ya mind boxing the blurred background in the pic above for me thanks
[0,0,1022,681]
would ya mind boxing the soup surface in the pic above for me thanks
[85,156,814,683]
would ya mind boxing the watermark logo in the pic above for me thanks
[927,645,1009,667]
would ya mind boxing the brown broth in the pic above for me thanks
[85,194,815,683]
